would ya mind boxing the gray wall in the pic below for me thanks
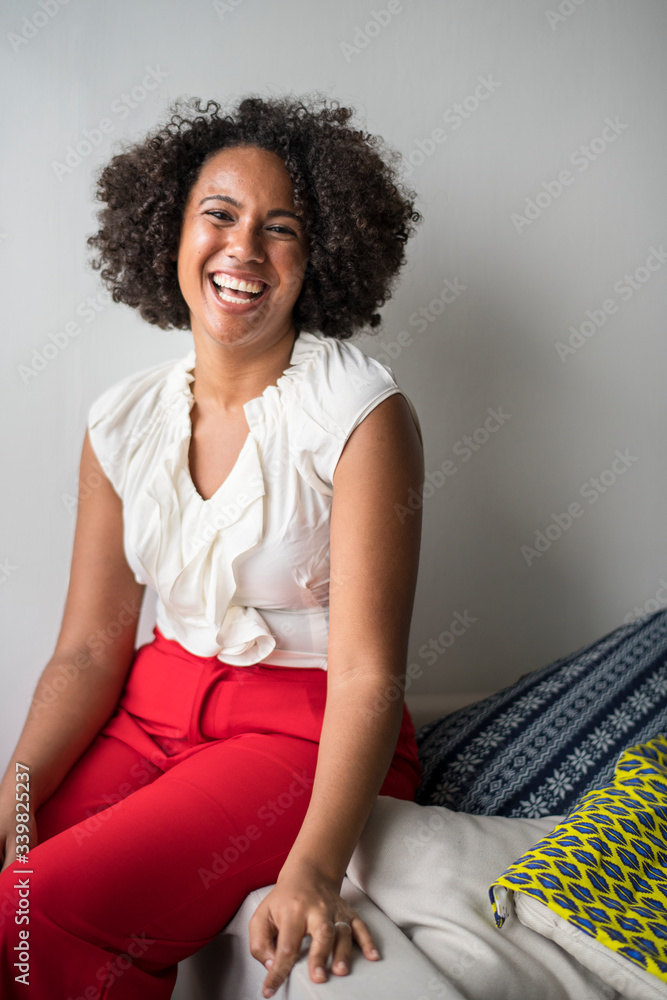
[2,0,666,752]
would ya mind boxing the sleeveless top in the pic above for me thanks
[87,331,420,669]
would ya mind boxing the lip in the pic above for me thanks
[209,267,270,287]
[207,270,270,314]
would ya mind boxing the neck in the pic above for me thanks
[189,324,298,413]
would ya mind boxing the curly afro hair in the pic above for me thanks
[86,94,421,339]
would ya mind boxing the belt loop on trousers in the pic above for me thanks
[187,659,228,745]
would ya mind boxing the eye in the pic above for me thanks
[267,224,297,236]
[205,210,233,221]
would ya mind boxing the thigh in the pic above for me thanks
[26,732,319,966]
[35,733,163,843]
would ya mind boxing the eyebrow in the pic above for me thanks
[198,194,303,224]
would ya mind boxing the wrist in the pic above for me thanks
[277,851,345,890]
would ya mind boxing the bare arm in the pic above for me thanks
[281,394,423,881]
[0,429,145,868]
[249,392,424,996]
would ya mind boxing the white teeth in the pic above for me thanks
[211,273,265,294]
[214,287,259,305]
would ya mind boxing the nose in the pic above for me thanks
[223,219,265,264]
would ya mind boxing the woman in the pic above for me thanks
[0,95,424,999]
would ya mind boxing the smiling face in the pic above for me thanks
[176,144,309,352]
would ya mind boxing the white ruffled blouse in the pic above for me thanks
[87,331,418,669]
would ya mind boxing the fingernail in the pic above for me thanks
[264,958,273,970]
[334,960,348,973]
[264,990,275,999]
[369,948,380,959]
[314,966,327,980]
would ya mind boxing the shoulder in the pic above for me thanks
[284,332,420,493]
[88,352,189,430]
[288,332,400,433]
[87,349,193,493]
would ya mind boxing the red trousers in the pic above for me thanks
[0,627,422,999]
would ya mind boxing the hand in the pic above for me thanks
[248,862,380,998]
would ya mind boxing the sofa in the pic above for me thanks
[173,609,667,1000]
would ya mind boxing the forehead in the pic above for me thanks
[190,145,296,202]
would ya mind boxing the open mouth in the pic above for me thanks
[210,272,268,305]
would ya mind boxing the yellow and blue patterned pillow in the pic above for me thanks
[490,736,667,997]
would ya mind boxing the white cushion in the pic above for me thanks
[345,796,625,1000]
[175,796,631,999]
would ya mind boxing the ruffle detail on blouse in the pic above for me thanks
[241,332,323,429]
[126,346,278,666]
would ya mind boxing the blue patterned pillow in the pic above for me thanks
[415,609,667,817]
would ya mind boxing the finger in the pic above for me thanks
[306,917,336,983]
[331,920,353,976]
[351,915,381,961]
[262,920,307,998]
[248,907,281,979]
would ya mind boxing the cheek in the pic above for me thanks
[177,232,210,286]
[280,251,308,301]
